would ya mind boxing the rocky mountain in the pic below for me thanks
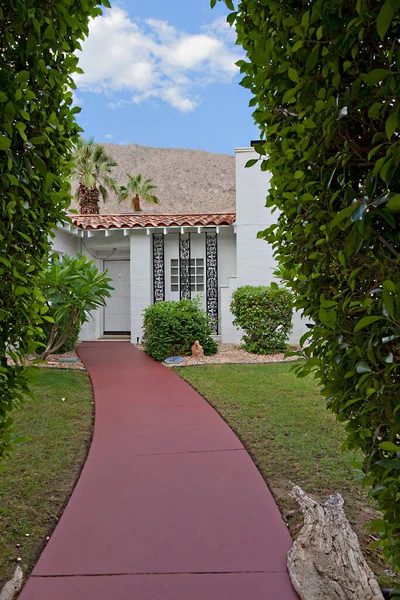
[70,143,236,215]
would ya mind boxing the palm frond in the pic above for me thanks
[70,137,118,207]
[122,172,160,209]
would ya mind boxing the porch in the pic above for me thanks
[53,213,236,343]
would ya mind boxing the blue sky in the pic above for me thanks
[73,0,258,155]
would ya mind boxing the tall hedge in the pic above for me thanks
[214,0,400,567]
[0,0,110,461]
[230,285,293,354]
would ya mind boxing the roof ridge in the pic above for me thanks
[67,212,236,217]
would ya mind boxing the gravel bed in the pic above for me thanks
[166,343,299,367]
[7,350,85,371]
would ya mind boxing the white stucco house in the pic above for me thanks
[52,146,308,345]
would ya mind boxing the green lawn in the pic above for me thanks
[0,369,93,587]
[178,363,394,587]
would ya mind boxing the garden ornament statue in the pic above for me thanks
[191,340,204,358]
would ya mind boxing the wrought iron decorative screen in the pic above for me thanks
[179,234,191,299]
[206,232,218,333]
[153,233,165,303]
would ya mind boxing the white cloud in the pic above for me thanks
[72,92,84,106]
[104,134,114,139]
[75,7,241,112]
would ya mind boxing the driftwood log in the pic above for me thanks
[287,485,384,600]
[0,567,23,600]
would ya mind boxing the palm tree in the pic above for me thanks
[71,137,119,214]
[119,173,160,212]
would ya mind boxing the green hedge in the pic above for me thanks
[142,298,218,362]
[230,285,293,354]
[214,0,400,569]
[0,0,110,461]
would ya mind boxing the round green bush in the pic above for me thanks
[142,297,218,362]
[230,285,293,354]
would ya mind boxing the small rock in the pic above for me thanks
[25,534,29,537]
[16,558,21,563]
[15,544,20,549]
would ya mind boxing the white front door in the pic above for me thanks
[104,260,131,333]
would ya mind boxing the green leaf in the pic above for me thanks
[15,70,29,83]
[385,109,398,140]
[382,287,394,318]
[245,159,258,168]
[0,91,7,102]
[386,194,400,211]
[380,441,399,452]
[283,16,298,26]
[15,121,27,141]
[292,41,303,52]
[368,103,382,118]
[376,459,400,470]
[330,204,357,228]
[294,170,304,179]
[253,143,266,155]
[288,67,299,83]
[362,69,391,85]
[354,316,382,332]
[377,0,394,40]
[282,87,298,103]
[32,155,47,176]
[4,101,15,121]
[356,361,372,373]
[306,48,319,73]
[0,136,11,150]
[29,136,45,145]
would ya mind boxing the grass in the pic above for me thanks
[177,363,395,587]
[0,369,93,587]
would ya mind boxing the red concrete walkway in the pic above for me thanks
[19,342,298,599]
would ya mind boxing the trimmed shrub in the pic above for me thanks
[142,297,218,362]
[230,285,293,354]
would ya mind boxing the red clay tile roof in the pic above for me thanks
[70,213,236,230]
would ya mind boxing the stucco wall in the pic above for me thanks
[51,230,80,257]
[220,147,309,346]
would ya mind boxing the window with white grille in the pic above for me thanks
[171,259,179,292]
[170,258,205,293]
[190,258,204,292]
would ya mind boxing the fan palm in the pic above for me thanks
[71,137,119,214]
[119,173,160,212]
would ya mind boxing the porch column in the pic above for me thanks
[205,231,218,333]
[152,233,165,302]
[179,232,191,299]
[130,231,151,343]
